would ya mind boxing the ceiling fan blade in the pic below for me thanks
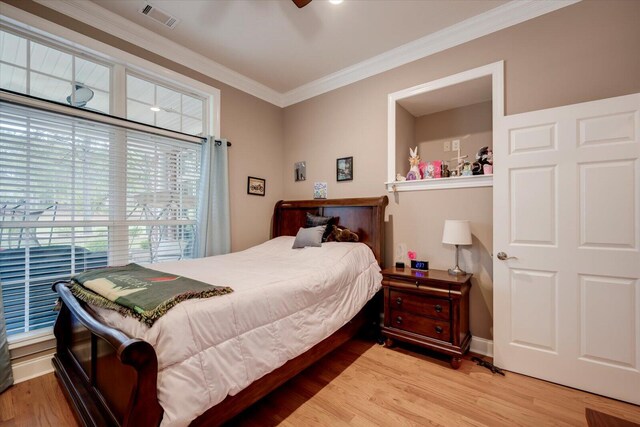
[292,0,312,8]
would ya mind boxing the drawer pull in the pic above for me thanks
[395,316,403,325]
[395,297,403,306]
[435,326,443,334]
[434,304,442,313]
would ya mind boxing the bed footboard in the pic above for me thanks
[52,282,163,427]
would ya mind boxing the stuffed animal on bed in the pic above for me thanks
[330,225,359,242]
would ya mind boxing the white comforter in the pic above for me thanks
[92,236,382,426]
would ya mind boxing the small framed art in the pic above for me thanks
[337,156,353,181]
[294,161,306,181]
[313,182,327,199]
[247,176,266,196]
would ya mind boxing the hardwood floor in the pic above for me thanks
[0,369,77,427]
[1,338,639,426]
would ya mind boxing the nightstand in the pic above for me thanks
[381,267,472,369]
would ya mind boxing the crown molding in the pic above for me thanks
[281,0,580,107]
[32,0,285,107]
[27,0,579,108]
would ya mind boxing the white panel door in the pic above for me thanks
[494,93,640,404]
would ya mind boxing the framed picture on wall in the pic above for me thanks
[247,176,266,196]
[295,161,306,181]
[313,182,327,199]
[337,156,353,181]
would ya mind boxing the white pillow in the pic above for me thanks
[292,225,326,249]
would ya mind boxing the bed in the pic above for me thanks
[52,196,388,427]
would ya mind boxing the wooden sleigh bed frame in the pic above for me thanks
[52,196,388,427]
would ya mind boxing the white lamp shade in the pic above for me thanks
[442,220,472,245]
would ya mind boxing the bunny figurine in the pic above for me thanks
[406,146,421,180]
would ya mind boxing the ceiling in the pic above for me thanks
[88,0,508,93]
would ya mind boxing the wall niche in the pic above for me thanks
[387,62,503,191]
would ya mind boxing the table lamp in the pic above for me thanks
[442,220,472,276]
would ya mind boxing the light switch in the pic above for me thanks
[443,140,451,151]
[452,139,460,151]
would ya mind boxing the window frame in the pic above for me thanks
[0,24,114,114]
[0,17,220,137]
[0,15,221,343]
[125,69,208,136]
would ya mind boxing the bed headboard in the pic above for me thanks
[272,196,389,266]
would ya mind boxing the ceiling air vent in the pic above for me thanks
[138,3,180,29]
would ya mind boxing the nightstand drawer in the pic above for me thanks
[383,278,450,297]
[389,310,451,342]
[389,290,450,320]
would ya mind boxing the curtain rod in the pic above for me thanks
[214,139,232,147]
[0,89,232,146]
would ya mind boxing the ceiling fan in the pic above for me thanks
[292,0,312,8]
[292,0,342,8]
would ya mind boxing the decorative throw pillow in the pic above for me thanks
[292,225,326,249]
[305,213,335,242]
[330,225,359,242]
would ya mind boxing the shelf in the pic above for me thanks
[385,174,493,192]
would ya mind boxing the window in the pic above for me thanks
[0,28,111,114]
[0,100,202,336]
[0,24,214,339]
[0,27,208,136]
[127,73,205,135]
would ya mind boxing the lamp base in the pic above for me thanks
[448,266,466,276]
[448,244,467,276]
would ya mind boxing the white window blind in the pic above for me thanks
[0,99,202,336]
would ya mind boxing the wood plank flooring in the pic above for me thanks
[0,369,77,427]
[1,338,639,426]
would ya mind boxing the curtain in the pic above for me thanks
[0,290,13,393]
[196,137,231,257]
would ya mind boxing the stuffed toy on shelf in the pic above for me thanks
[406,146,421,181]
[473,146,493,175]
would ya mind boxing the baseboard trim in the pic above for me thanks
[9,339,492,384]
[12,352,54,384]
[470,337,494,357]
